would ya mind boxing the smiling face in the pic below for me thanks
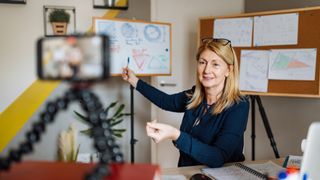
[197,49,231,91]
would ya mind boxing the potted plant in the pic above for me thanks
[74,101,130,138]
[49,9,70,35]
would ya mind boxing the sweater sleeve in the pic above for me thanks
[136,79,192,112]
[173,99,249,167]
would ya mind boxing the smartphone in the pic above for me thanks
[37,34,110,81]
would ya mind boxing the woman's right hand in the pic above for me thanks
[122,67,139,88]
[146,120,181,143]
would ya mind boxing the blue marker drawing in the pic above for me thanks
[121,23,136,38]
[144,24,162,42]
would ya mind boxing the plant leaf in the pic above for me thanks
[80,129,92,137]
[114,113,124,119]
[106,118,114,122]
[112,129,126,132]
[113,133,122,138]
[74,144,80,162]
[74,111,90,125]
[110,119,123,127]
[104,101,118,113]
[114,112,132,120]
[113,104,125,117]
[112,128,126,138]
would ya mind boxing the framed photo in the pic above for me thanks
[0,0,26,4]
[43,5,76,37]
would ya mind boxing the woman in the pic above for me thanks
[122,38,249,168]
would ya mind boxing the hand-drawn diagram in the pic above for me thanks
[121,23,142,45]
[254,13,299,46]
[132,49,150,70]
[94,18,171,75]
[214,17,253,47]
[148,55,168,70]
[144,24,162,42]
[239,50,269,92]
[269,49,317,80]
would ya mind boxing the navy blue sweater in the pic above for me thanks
[136,80,249,167]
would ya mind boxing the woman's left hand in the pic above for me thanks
[146,120,181,143]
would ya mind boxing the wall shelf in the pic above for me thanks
[0,0,26,4]
[93,5,128,10]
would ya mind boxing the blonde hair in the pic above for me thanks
[186,39,242,115]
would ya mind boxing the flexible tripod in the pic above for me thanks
[0,85,124,180]
[250,95,280,160]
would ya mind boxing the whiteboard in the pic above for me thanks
[93,17,172,76]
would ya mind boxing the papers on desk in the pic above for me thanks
[161,174,186,180]
[202,161,285,180]
[246,161,285,177]
[283,155,302,169]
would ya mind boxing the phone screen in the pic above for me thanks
[37,35,109,81]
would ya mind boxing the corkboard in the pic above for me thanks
[199,7,320,97]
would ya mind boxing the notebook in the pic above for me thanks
[201,161,285,180]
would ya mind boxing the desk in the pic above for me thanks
[161,158,284,179]
[0,161,160,180]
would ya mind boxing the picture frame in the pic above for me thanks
[93,0,128,10]
[43,5,76,37]
[0,0,26,4]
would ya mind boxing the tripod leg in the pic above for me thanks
[250,95,256,161]
[130,85,138,163]
[255,96,280,158]
[130,85,135,163]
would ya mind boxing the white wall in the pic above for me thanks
[0,0,152,163]
[0,0,104,112]
[244,96,319,160]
